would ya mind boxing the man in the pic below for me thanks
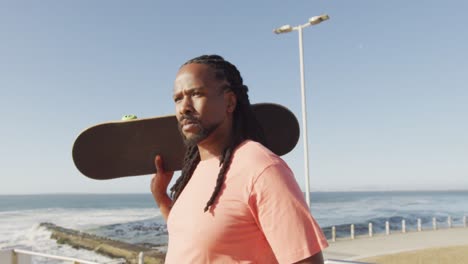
[151,55,328,263]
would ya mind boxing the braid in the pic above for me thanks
[203,147,234,212]
[174,55,267,212]
[170,145,200,202]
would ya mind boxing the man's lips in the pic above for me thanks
[181,119,197,126]
[179,116,199,130]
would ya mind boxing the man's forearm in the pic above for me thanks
[154,194,172,221]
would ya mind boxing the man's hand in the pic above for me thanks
[150,155,174,221]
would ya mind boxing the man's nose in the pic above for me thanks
[179,97,194,115]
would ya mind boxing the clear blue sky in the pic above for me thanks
[1,1,467,194]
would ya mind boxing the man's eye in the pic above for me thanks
[174,97,182,103]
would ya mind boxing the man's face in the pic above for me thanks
[173,63,234,146]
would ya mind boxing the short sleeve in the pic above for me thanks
[248,161,328,264]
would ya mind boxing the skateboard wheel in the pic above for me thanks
[122,114,138,120]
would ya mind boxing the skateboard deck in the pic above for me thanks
[73,103,299,180]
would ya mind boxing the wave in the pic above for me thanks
[1,224,115,264]
[0,207,163,263]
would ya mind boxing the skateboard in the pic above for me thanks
[72,103,299,180]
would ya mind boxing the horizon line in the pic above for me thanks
[2,188,468,196]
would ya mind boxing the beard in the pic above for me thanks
[178,115,222,147]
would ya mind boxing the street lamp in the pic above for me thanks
[273,14,329,208]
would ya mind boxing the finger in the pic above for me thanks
[150,175,156,192]
[154,155,164,172]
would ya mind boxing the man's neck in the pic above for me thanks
[197,129,233,161]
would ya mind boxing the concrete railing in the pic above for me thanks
[330,215,467,242]
[0,248,125,264]
[2,248,368,264]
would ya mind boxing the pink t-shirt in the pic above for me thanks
[165,140,328,263]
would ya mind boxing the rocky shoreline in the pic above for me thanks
[40,222,165,263]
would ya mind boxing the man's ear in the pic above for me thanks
[226,91,237,113]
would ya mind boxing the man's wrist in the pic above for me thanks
[154,192,172,206]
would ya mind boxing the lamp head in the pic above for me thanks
[309,14,330,25]
[273,25,293,34]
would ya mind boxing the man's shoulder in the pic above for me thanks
[236,139,275,156]
[228,140,294,195]
[233,140,283,167]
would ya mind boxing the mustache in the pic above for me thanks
[178,114,199,124]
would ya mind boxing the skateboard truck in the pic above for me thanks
[122,115,138,121]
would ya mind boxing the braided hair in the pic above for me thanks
[169,55,266,212]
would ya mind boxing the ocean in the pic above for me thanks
[1,191,467,263]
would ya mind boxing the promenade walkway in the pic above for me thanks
[323,227,468,261]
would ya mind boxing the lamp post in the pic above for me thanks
[273,14,329,208]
